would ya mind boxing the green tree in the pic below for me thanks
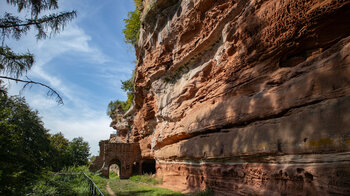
[0,92,54,195]
[49,132,70,171]
[67,137,90,166]
[0,89,91,194]
[49,133,91,170]
[0,0,77,104]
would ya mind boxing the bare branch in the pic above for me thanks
[0,75,63,105]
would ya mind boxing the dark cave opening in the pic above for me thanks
[132,162,140,175]
[142,159,156,174]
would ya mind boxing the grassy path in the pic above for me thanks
[106,182,116,196]
[90,173,213,196]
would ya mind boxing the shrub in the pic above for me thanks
[28,170,89,196]
[123,0,142,45]
[107,73,135,118]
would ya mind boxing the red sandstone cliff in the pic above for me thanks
[112,0,350,195]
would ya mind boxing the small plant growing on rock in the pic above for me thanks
[123,0,142,45]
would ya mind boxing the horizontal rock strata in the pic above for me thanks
[157,154,350,195]
[114,0,350,194]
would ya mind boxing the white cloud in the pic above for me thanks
[34,24,111,65]
[45,113,114,155]
[5,22,113,103]
[26,93,58,110]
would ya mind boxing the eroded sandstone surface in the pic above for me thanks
[106,0,350,195]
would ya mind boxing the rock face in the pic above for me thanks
[115,0,350,194]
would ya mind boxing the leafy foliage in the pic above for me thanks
[0,93,90,194]
[49,134,90,172]
[28,166,90,196]
[67,137,90,166]
[0,3,84,193]
[107,72,135,118]
[122,0,142,45]
[121,77,135,92]
[107,100,130,118]
[109,170,120,179]
[0,94,54,195]
[49,133,70,171]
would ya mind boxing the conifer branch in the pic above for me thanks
[0,11,77,40]
[0,46,34,78]
[6,0,59,17]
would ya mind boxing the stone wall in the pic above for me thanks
[90,141,142,179]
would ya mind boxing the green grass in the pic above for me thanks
[108,174,214,196]
[108,178,183,196]
[33,166,213,196]
[189,188,214,196]
[130,174,161,185]
[109,170,120,180]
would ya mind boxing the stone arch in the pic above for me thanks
[90,141,142,179]
[102,157,123,178]
[108,158,122,178]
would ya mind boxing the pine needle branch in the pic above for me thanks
[6,0,59,17]
[0,11,77,40]
[0,46,34,78]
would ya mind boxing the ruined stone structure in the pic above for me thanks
[93,0,350,195]
[90,135,157,179]
[89,140,142,179]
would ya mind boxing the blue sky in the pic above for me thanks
[1,0,136,155]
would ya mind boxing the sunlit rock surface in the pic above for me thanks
[112,0,350,194]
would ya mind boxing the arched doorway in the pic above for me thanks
[108,159,121,178]
[109,164,120,177]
